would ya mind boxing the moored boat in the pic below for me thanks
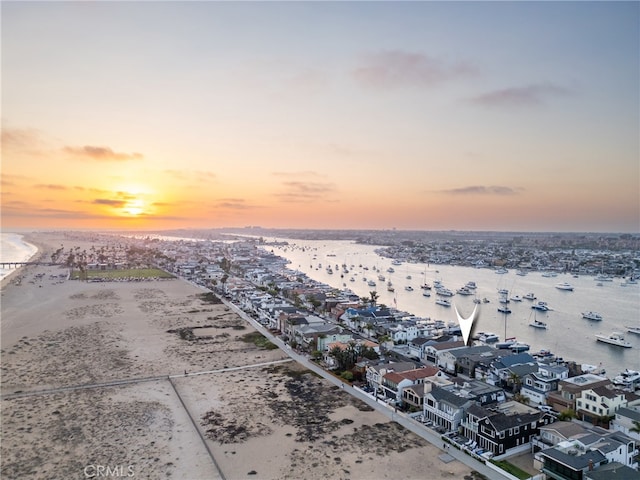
[582,311,603,321]
[510,341,530,353]
[435,298,451,307]
[532,301,549,311]
[626,325,640,335]
[497,305,512,314]
[595,332,632,348]
[555,282,574,291]
[523,292,536,300]
[529,319,548,329]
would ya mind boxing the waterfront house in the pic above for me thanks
[443,345,500,377]
[521,363,569,406]
[424,339,465,366]
[547,374,610,413]
[407,336,432,361]
[365,361,416,394]
[576,385,630,424]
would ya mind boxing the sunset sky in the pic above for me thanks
[2,1,639,232]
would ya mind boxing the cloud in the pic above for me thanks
[63,145,143,161]
[469,83,571,107]
[353,50,475,90]
[440,185,523,195]
[217,198,255,210]
[34,183,68,190]
[272,171,324,178]
[92,198,127,207]
[275,180,337,202]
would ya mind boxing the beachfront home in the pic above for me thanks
[442,345,500,377]
[407,336,432,361]
[576,385,630,424]
[461,401,554,457]
[379,366,442,405]
[365,361,416,394]
[423,340,465,366]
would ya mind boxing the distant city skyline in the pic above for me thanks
[2,1,639,233]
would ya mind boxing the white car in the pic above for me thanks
[537,405,553,413]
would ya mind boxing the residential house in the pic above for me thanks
[461,401,554,457]
[521,363,569,406]
[611,406,640,441]
[407,336,432,361]
[484,352,538,390]
[380,366,442,404]
[547,374,611,414]
[424,340,465,367]
[365,361,416,394]
[444,345,501,378]
[584,462,640,480]
[576,385,629,424]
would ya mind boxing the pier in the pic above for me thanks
[0,261,61,269]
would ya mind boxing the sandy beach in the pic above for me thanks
[1,232,478,480]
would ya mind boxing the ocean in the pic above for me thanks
[0,233,39,281]
[261,237,640,377]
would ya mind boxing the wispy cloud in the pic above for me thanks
[63,145,143,161]
[34,183,68,190]
[216,198,256,210]
[275,181,337,202]
[1,127,44,148]
[353,50,475,90]
[440,185,523,195]
[469,83,571,108]
[92,198,127,207]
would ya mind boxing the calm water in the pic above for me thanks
[263,238,640,376]
[0,233,38,281]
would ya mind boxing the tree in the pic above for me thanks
[369,290,379,307]
[630,420,640,435]
[557,409,577,421]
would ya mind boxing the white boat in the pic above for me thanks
[555,282,574,291]
[497,305,512,314]
[456,286,474,295]
[494,268,508,274]
[510,295,522,302]
[465,281,477,290]
[532,301,549,311]
[523,292,536,300]
[595,274,613,282]
[404,285,414,292]
[496,337,517,349]
[378,274,385,281]
[595,332,632,348]
[387,267,395,273]
[478,332,499,343]
[435,298,451,307]
[392,260,403,266]
[582,311,603,321]
[541,271,558,278]
[511,342,530,353]
[436,287,454,297]
[612,369,640,390]
[626,325,640,335]
[422,290,430,297]
[367,280,376,287]
[516,270,528,276]
[529,319,548,329]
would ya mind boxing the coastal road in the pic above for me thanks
[222,298,511,480]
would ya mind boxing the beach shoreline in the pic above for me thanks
[1,231,475,480]
[0,232,43,290]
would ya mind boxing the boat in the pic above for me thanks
[391,260,403,265]
[420,283,432,290]
[497,306,512,314]
[532,301,550,311]
[516,270,528,276]
[387,285,395,292]
[465,281,477,290]
[626,325,640,335]
[612,369,640,390]
[595,274,613,282]
[478,332,499,343]
[510,295,522,302]
[510,342,530,353]
[523,292,537,300]
[378,274,385,281]
[387,267,395,273]
[494,267,508,274]
[422,290,430,297]
[582,311,603,321]
[367,280,376,287]
[436,287,454,297]
[541,272,558,278]
[555,282,574,291]
[495,337,517,349]
[404,285,414,291]
[435,298,451,307]
[529,319,548,329]
[595,332,632,348]
[456,286,474,295]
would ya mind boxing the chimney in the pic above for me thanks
[588,459,593,471]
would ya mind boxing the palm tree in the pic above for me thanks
[630,420,640,435]
[369,290,379,307]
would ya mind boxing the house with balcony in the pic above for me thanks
[537,428,638,478]
[424,339,465,366]
[547,374,611,414]
[365,361,416,394]
[576,385,629,424]
[441,344,500,377]
[521,363,569,406]
[461,401,554,457]
[380,366,443,405]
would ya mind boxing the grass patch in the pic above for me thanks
[198,292,223,304]
[240,332,278,350]
[490,460,530,480]
[70,268,174,280]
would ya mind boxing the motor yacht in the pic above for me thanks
[582,311,603,321]
[555,282,574,291]
[595,332,632,348]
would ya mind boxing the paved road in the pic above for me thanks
[223,299,510,480]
